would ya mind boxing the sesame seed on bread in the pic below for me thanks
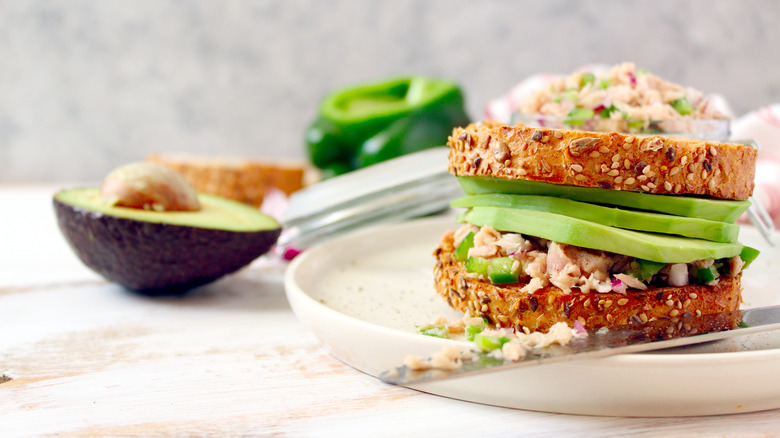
[447,121,757,201]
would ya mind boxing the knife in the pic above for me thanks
[380,304,780,385]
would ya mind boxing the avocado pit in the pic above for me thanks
[100,162,200,212]
[54,163,281,294]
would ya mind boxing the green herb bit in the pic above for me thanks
[599,78,611,89]
[419,324,449,339]
[670,97,694,116]
[564,108,595,126]
[474,334,511,352]
[600,104,619,118]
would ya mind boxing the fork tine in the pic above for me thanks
[747,196,775,246]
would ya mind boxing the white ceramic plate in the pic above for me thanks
[284,216,780,417]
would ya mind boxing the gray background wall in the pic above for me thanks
[2,0,779,182]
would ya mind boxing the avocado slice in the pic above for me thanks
[457,176,750,223]
[54,188,281,294]
[451,194,739,243]
[460,206,743,263]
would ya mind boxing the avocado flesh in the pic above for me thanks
[451,194,739,243]
[53,188,281,294]
[55,188,278,232]
[460,207,743,264]
[457,176,750,223]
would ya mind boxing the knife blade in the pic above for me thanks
[380,304,780,385]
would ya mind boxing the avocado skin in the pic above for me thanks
[54,198,281,294]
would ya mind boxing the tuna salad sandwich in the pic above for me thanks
[434,121,760,333]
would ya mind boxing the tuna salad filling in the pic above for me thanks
[453,223,745,295]
[516,62,727,134]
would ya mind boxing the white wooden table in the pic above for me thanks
[2,184,780,437]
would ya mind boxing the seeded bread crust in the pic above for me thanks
[146,154,306,208]
[433,231,742,333]
[448,121,756,201]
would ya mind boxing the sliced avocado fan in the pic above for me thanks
[451,194,739,243]
[457,176,750,223]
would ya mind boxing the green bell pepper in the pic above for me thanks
[305,76,470,177]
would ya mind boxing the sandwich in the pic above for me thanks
[434,120,759,333]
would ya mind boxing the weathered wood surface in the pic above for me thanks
[2,184,779,437]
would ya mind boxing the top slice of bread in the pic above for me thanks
[448,121,756,201]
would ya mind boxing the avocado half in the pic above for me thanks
[53,187,281,294]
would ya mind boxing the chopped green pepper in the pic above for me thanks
[305,76,470,177]
[740,246,760,269]
[453,231,475,262]
[474,333,511,352]
[465,256,490,276]
[419,324,449,338]
[466,256,520,284]
[636,258,666,281]
[670,97,694,116]
[564,108,594,125]
[487,257,520,284]
[695,265,719,284]
[580,72,596,88]
[627,118,646,130]
[465,324,485,341]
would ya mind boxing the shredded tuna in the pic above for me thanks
[729,256,745,276]
[473,225,501,247]
[455,224,731,293]
[500,342,528,361]
[519,62,726,127]
[614,273,648,291]
[520,277,547,294]
[496,233,531,255]
[468,243,499,258]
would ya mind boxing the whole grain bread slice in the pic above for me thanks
[433,231,742,333]
[448,121,756,201]
[146,154,306,208]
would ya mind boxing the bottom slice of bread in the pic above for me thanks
[434,231,742,333]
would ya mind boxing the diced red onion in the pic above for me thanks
[282,246,302,261]
[611,277,627,294]
[572,319,586,335]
